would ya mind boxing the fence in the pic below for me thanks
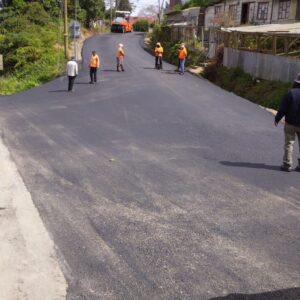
[223,47,300,82]
[169,25,219,58]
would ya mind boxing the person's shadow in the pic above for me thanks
[48,89,68,93]
[220,161,279,171]
[208,287,300,299]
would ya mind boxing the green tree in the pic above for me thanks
[133,19,149,32]
[79,0,105,26]
[182,0,216,9]
[116,0,131,12]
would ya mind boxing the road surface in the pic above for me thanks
[0,33,299,300]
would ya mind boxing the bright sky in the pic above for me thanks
[132,0,164,16]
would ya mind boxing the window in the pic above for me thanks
[278,0,291,19]
[257,2,269,21]
[229,5,238,20]
[215,5,223,17]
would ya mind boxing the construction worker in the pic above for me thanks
[176,43,187,72]
[154,42,164,70]
[89,50,100,84]
[178,45,187,75]
[117,43,125,72]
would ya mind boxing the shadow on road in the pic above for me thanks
[220,161,279,171]
[208,287,300,300]
[142,67,156,70]
[101,69,117,72]
[74,82,91,85]
[48,90,68,93]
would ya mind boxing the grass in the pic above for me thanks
[203,65,291,110]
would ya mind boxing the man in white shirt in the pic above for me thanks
[66,57,78,92]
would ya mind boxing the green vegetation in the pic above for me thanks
[178,0,216,10]
[133,20,149,32]
[203,65,291,110]
[150,25,206,66]
[0,0,107,95]
[0,1,65,95]
[116,0,132,12]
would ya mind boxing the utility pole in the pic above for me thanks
[158,0,165,24]
[64,0,68,58]
[110,0,113,24]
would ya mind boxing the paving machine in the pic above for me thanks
[111,11,132,33]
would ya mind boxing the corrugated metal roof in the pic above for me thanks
[222,23,300,34]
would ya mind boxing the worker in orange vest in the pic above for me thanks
[117,43,125,72]
[89,50,100,84]
[176,43,187,72]
[154,42,164,70]
[178,45,187,75]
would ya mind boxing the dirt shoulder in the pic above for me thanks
[0,137,68,299]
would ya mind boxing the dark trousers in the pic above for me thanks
[117,57,124,71]
[155,56,162,69]
[68,75,76,91]
[90,67,97,83]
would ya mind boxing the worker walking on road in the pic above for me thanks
[154,42,164,70]
[66,56,78,92]
[178,45,187,75]
[275,73,300,172]
[117,43,125,72]
[89,50,100,84]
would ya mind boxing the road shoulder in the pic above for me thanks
[0,134,67,300]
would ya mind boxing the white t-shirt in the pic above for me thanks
[67,60,78,76]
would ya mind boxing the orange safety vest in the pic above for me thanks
[89,54,100,68]
[155,46,164,57]
[117,47,125,58]
[178,49,187,59]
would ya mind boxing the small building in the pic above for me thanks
[166,7,202,26]
[205,0,300,28]
[130,16,156,25]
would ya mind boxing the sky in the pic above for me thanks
[132,0,166,16]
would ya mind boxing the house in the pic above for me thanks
[130,16,156,25]
[166,7,201,26]
[206,0,300,28]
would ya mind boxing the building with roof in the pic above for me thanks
[206,0,300,28]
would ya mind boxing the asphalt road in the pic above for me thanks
[0,33,299,300]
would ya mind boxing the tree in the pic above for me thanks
[138,4,157,16]
[116,0,131,12]
[79,0,105,25]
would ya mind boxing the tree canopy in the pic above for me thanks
[181,0,217,9]
[116,0,132,12]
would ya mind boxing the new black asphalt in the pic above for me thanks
[0,33,299,300]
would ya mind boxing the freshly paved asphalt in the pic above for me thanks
[0,33,299,300]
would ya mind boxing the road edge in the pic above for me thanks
[0,132,67,300]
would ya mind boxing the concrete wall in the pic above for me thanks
[223,47,300,82]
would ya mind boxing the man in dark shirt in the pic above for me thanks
[275,74,300,172]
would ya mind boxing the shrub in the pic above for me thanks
[133,20,149,32]
[203,65,291,110]
[0,1,65,95]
